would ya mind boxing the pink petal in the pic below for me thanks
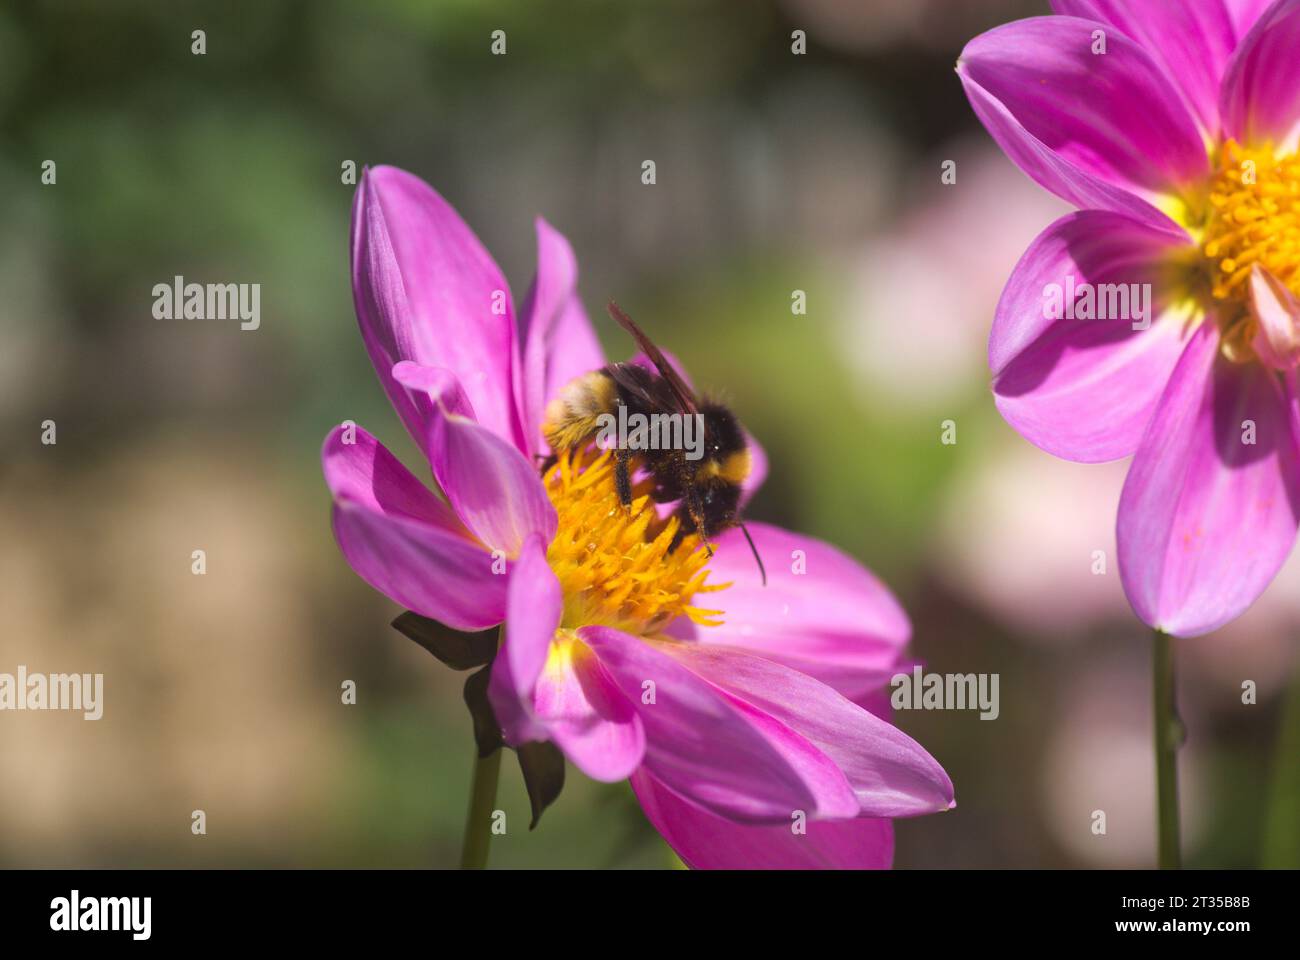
[489,533,560,745]
[322,424,507,631]
[422,374,558,557]
[517,218,605,456]
[489,538,647,780]
[580,627,860,822]
[990,211,1193,462]
[1221,0,1300,148]
[1250,265,1300,371]
[544,299,605,409]
[351,166,524,453]
[631,769,894,870]
[1226,0,1277,37]
[1051,0,1237,137]
[1118,322,1300,636]
[669,522,909,700]
[958,17,1208,227]
[391,360,476,422]
[532,635,646,782]
[661,643,955,817]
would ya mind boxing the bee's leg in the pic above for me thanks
[690,495,714,558]
[614,447,633,509]
[672,490,712,557]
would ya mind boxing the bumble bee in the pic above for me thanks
[543,301,767,584]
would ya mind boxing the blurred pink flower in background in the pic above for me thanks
[1182,566,1300,702]
[1041,654,1207,867]
[935,431,1131,636]
[845,142,1069,412]
[936,427,1300,690]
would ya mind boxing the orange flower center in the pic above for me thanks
[541,447,727,636]
[1198,139,1300,360]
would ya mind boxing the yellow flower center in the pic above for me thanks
[1198,139,1300,360]
[541,447,728,636]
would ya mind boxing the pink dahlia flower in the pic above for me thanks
[321,166,954,869]
[960,0,1300,637]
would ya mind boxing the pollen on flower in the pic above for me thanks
[542,447,727,635]
[1201,140,1300,359]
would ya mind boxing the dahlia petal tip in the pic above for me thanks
[350,162,525,450]
[1117,324,1300,638]
[959,15,1208,228]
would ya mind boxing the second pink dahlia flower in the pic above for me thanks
[960,0,1300,637]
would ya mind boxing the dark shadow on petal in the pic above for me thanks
[994,225,1176,397]
[1210,358,1300,522]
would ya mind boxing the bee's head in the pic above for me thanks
[691,402,767,587]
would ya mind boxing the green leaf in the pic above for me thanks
[462,665,503,758]
[391,611,496,670]
[516,740,566,830]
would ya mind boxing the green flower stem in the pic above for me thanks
[460,625,506,870]
[1153,628,1182,870]
[459,745,502,870]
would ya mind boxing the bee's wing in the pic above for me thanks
[606,300,697,414]
[606,362,680,412]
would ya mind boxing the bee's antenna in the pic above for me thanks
[738,520,767,587]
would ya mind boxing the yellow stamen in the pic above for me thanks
[1198,139,1300,360]
[543,447,728,636]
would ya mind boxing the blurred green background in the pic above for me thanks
[1,0,1296,868]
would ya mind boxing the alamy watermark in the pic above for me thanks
[1043,275,1152,330]
[595,407,705,461]
[152,275,260,330]
[50,891,150,940]
[890,666,999,720]
[0,666,103,720]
